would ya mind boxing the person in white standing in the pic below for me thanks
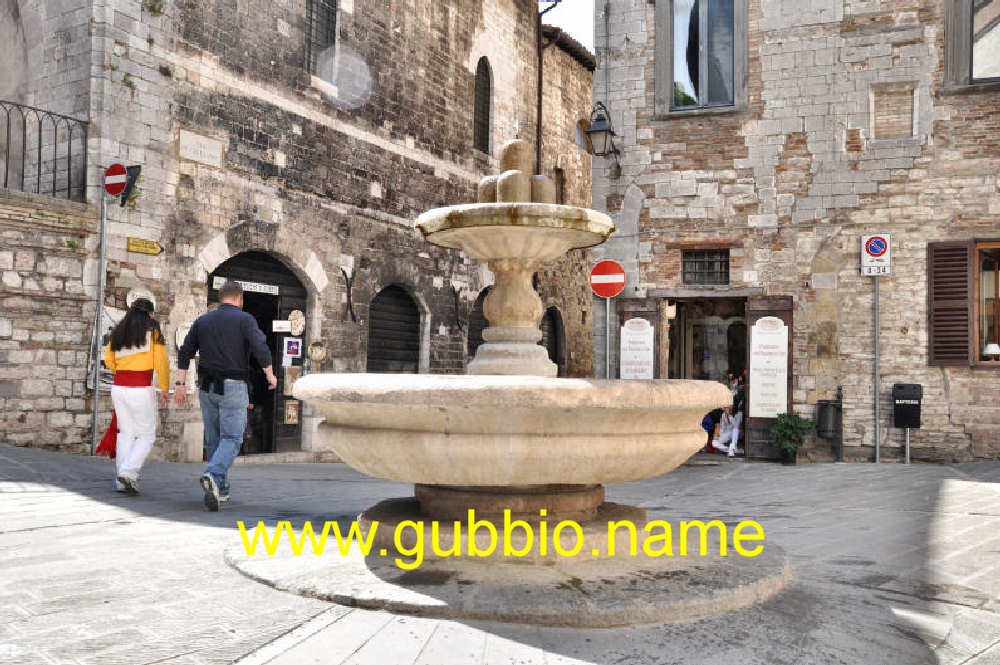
[712,403,743,457]
[101,298,170,493]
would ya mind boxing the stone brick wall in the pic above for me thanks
[2,0,596,458]
[0,189,99,449]
[595,0,1000,461]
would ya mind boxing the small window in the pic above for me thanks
[474,58,492,154]
[306,0,338,77]
[682,249,730,285]
[977,245,1000,361]
[973,0,1000,82]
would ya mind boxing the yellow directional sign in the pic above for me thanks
[127,237,163,255]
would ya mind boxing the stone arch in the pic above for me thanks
[195,224,330,348]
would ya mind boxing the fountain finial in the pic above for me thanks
[477,139,556,205]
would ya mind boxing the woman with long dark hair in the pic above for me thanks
[98,298,170,493]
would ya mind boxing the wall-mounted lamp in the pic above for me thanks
[585,102,621,178]
[985,342,1000,361]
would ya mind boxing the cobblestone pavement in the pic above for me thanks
[1,443,998,665]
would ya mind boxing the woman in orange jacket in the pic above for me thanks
[100,298,170,493]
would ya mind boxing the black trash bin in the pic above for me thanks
[816,400,840,439]
[892,383,922,429]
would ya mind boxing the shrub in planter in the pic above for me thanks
[771,412,814,465]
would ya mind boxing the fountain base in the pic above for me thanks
[414,483,605,522]
[226,498,792,627]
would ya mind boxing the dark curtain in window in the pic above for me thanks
[474,58,491,154]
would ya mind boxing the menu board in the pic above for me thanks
[620,318,654,379]
[748,316,788,418]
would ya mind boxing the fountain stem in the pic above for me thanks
[468,258,556,376]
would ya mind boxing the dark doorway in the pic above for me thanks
[540,306,566,377]
[208,251,307,455]
[367,285,420,373]
[668,298,746,380]
[467,287,491,361]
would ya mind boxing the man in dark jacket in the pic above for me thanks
[174,280,276,510]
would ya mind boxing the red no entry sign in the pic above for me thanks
[104,163,127,196]
[590,260,626,298]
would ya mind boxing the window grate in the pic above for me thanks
[682,249,730,285]
[306,0,338,76]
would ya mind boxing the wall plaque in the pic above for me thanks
[179,130,224,168]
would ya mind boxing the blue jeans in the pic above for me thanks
[199,380,248,495]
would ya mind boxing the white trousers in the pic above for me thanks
[110,385,158,482]
[712,414,742,454]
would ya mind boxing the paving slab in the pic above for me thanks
[0,444,999,665]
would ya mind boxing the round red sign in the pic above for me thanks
[104,163,127,196]
[590,260,626,298]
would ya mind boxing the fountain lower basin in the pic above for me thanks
[294,374,731,520]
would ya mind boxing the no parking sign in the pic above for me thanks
[861,234,891,276]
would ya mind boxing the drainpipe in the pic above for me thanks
[536,1,562,175]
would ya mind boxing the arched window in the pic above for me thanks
[473,57,492,154]
[366,285,420,373]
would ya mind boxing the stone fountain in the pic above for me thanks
[228,140,790,627]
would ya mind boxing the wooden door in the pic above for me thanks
[745,296,793,461]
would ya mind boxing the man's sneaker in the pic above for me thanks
[117,475,139,494]
[200,474,220,512]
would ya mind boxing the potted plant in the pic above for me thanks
[770,412,814,465]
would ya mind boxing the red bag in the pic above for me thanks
[96,411,118,458]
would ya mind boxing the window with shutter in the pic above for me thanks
[928,241,973,365]
[474,58,492,154]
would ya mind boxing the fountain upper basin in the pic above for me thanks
[293,374,732,486]
[416,202,614,260]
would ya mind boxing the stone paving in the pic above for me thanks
[1,443,999,665]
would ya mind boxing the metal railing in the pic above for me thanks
[1,100,88,202]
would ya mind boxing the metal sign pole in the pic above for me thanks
[874,275,879,464]
[605,296,611,379]
[89,192,108,455]
[905,428,910,465]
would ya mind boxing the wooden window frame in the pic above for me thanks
[974,241,1000,365]
[945,0,1000,88]
[928,239,1000,368]
[653,0,748,118]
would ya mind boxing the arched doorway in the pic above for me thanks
[209,251,307,454]
[540,307,566,377]
[467,287,491,361]
[367,285,420,373]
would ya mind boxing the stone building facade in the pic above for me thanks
[0,0,596,459]
[593,0,1000,461]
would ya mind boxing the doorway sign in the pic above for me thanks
[748,316,789,418]
[591,260,626,379]
[620,318,654,379]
